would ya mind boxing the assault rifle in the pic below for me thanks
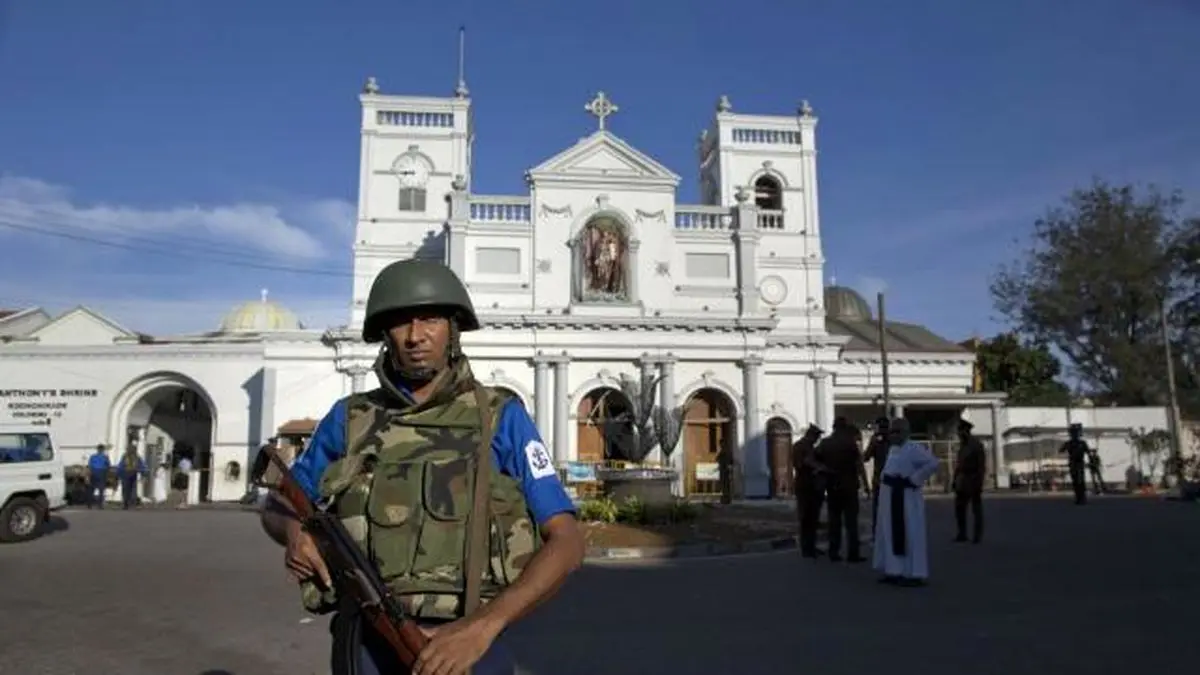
[251,445,429,667]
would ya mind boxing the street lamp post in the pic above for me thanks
[1160,298,1185,485]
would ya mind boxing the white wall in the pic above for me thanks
[963,405,1190,487]
[0,344,271,502]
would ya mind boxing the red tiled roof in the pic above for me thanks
[277,418,318,436]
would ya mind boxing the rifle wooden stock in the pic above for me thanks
[254,446,429,667]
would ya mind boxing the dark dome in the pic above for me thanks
[824,286,872,321]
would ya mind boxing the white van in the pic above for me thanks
[0,429,66,543]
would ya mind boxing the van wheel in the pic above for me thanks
[0,497,45,543]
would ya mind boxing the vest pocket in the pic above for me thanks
[409,457,472,584]
[365,461,423,580]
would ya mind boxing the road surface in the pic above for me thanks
[1,496,1197,674]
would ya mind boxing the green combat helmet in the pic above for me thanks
[361,259,480,342]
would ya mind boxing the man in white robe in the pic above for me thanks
[871,417,940,587]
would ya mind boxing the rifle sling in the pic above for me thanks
[463,385,497,618]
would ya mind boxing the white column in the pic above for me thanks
[348,365,370,394]
[532,356,551,441]
[660,355,681,489]
[445,175,469,276]
[186,470,201,505]
[551,356,571,465]
[257,366,278,484]
[636,353,656,384]
[990,402,1008,489]
[739,355,765,498]
[811,368,831,430]
[659,354,678,409]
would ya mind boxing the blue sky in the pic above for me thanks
[1,0,1198,338]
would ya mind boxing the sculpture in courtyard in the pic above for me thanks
[591,373,683,464]
[578,216,628,301]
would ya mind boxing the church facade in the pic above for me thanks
[0,81,999,503]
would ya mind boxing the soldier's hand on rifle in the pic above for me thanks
[413,615,500,675]
[284,524,331,588]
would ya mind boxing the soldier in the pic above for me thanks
[259,259,585,675]
[115,447,147,510]
[791,424,826,558]
[1087,446,1105,495]
[862,417,890,528]
[952,419,986,544]
[815,417,869,563]
[1060,423,1090,505]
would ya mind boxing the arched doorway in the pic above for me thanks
[683,389,735,501]
[490,386,527,411]
[766,417,794,498]
[576,387,633,464]
[113,374,215,504]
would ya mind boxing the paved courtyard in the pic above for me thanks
[1,496,1198,674]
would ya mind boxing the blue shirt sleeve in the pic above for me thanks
[293,395,574,524]
[491,397,576,525]
[291,398,349,503]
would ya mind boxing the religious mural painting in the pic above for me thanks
[575,216,629,303]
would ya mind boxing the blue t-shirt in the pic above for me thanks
[291,391,576,526]
[87,453,111,474]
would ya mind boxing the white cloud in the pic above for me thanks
[0,174,353,260]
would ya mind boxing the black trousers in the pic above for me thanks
[1069,464,1087,504]
[869,475,883,528]
[1089,466,1105,494]
[797,485,825,555]
[120,477,138,509]
[825,488,860,558]
[954,489,983,541]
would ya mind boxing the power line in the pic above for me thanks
[3,202,340,262]
[0,219,360,278]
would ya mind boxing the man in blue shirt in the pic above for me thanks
[261,260,584,675]
[86,444,111,509]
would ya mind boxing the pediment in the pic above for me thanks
[28,306,135,346]
[527,131,680,187]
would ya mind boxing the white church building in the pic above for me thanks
[0,80,1002,502]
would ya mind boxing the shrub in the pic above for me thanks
[577,497,618,523]
[576,496,702,525]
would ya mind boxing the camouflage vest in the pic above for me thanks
[301,357,540,620]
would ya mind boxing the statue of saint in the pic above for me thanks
[579,217,627,300]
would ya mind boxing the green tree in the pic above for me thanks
[975,332,1071,405]
[991,180,1200,409]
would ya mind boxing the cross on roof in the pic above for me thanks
[585,91,619,131]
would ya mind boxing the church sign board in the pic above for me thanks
[0,388,101,428]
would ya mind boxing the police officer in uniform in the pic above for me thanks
[1060,423,1090,505]
[1087,446,1105,495]
[952,419,986,543]
[792,424,826,558]
[862,417,890,528]
[260,259,585,675]
[815,417,868,562]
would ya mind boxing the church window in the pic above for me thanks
[398,188,427,212]
[574,215,630,303]
[754,176,782,210]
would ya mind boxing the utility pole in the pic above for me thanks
[877,292,891,419]
[1160,299,1186,484]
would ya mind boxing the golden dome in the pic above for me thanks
[218,290,303,333]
